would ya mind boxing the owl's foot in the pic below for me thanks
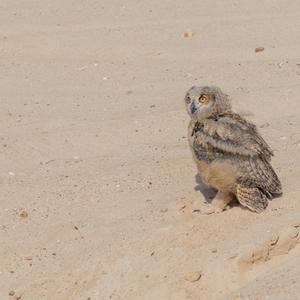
[200,191,233,215]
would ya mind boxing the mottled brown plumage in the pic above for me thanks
[185,86,282,213]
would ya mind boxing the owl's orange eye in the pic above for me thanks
[199,95,208,103]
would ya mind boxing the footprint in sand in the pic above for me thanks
[215,224,300,299]
[235,223,300,273]
[216,224,300,300]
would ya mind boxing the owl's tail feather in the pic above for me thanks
[236,185,268,213]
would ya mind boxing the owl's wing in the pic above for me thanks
[236,157,282,212]
[236,185,269,212]
[194,113,273,160]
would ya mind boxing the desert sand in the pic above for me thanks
[1,0,300,299]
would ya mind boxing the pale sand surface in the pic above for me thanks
[1,1,300,299]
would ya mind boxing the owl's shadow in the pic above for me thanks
[194,174,217,203]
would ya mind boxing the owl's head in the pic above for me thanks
[184,86,231,120]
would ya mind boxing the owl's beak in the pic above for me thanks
[190,102,197,114]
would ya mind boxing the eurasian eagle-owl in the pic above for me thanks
[185,86,282,213]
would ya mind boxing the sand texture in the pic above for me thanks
[1,0,300,299]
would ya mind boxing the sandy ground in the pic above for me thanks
[1,1,300,299]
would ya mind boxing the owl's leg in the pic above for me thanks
[202,190,233,215]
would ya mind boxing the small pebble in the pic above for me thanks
[184,271,202,282]
[8,171,15,177]
[255,47,264,53]
[181,31,194,38]
[160,208,168,213]
[19,211,28,218]
[9,291,15,296]
[211,248,217,253]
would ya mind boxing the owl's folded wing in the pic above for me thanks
[194,113,273,160]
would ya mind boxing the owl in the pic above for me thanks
[185,86,282,213]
